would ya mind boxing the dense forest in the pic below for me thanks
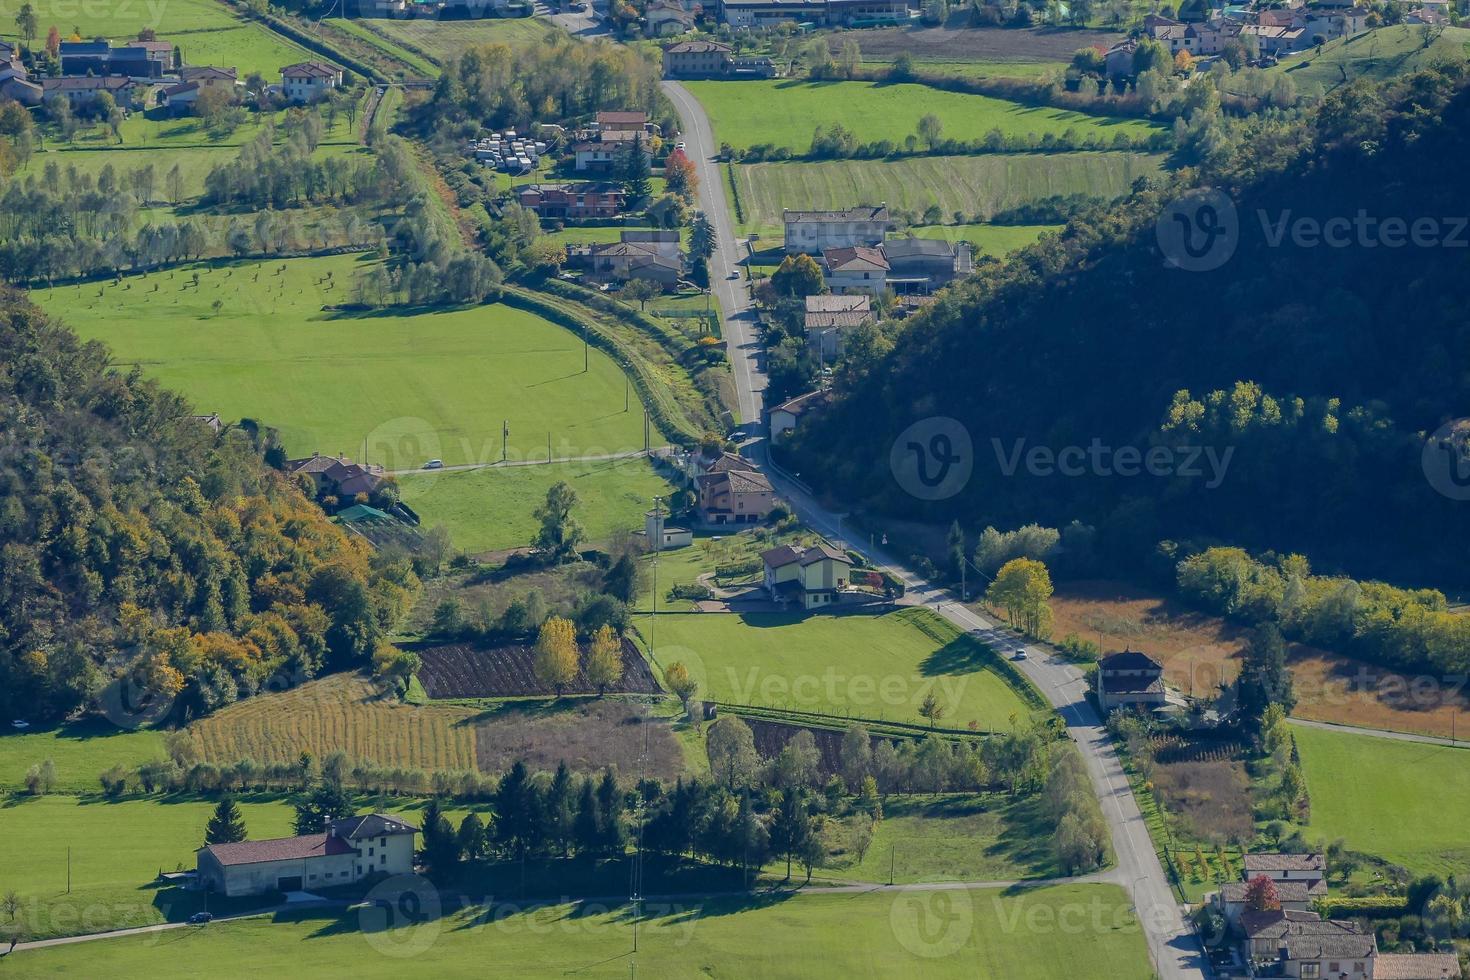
[0,289,420,723]
[790,63,1470,588]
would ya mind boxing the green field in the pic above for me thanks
[0,0,312,75]
[643,608,1039,731]
[366,15,560,64]
[686,79,1162,152]
[910,223,1061,257]
[326,18,441,76]
[810,794,1061,883]
[1271,25,1470,92]
[1293,723,1470,877]
[733,153,1162,235]
[11,883,1151,978]
[0,721,164,793]
[398,456,681,554]
[34,255,650,467]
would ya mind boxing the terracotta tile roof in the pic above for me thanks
[800,544,851,566]
[1219,880,1314,903]
[822,245,889,273]
[785,206,889,224]
[723,469,772,494]
[761,544,803,568]
[1374,953,1462,979]
[282,61,339,78]
[805,295,869,313]
[1242,853,1326,874]
[1282,931,1375,960]
[201,833,356,867]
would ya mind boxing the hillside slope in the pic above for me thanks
[789,65,1470,584]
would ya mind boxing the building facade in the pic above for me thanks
[196,813,417,898]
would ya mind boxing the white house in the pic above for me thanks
[783,206,890,255]
[196,812,416,897]
[769,388,830,439]
[280,61,343,104]
[820,245,889,295]
[1095,649,1167,712]
[642,507,693,551]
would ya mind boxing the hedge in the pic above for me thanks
[1316,896,1410,918]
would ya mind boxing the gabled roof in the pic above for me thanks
[722,469,772,494]
[801,543,851,566]
[1374,953,1462,980]
[761,544,803,568]
[42,76,133,92]
[701,451,757,475]
[1218,880,1317,903]
[1239,908,1325,938]
[126,40,175,52]
[596,110,647,127]
[665,40,732,54]
[590,241,663,258]
[281,61,339,78]
[822,245,889,273]
[1242,853,1326,874]
[1282,932,1376,960]
[805,294,869,313]
[805,309,871,330]
[331,812,418,839]
[162,82,199,98]
[770,389,830,419]
[200,833,356,867]
[182,66,238,80]
[1098,649,1162,672]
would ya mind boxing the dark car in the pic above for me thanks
[189,912,214,925]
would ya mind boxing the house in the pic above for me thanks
[573,129,648,172]
[124,39,178,72]
[59,41,115,76]
[196,813,417,898]
[181,66,242,92]
[820,245,889,295]
[646,0,695,36]
[662,40,776,79]
[585,240,682,287]
[804,294,872,359]
[761,543,853,610]
[517,182,626,220]
[59,40,168,78]
[720,0,827,27]
[641,506,693,551]
[1212,879,1319,928]
[697,467,775,524]
[769,388,830,439]
[1237,908,1459,980]
[1373,954,1462,979]
[881,236,972,293]
[826,0,911,24]
[280,61,342,103]
[0,71,42,106]
[783,206,889,255]
[40,75,138,109]
[0,40,19,68]
[621,229,681,258]
[285,453,386,501]
[1095,649,1166,711]
[595,110,651,134]
[1241,852,1327,888]
[162,81,201,114]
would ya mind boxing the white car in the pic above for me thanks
[11,720,30,730]
[423,459,444,470]
[675,141,686,151]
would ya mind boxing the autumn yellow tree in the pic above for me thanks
[985,558,1055,638]
[584,623,623,696]
[533,616,579,696]
[664,661,698,707]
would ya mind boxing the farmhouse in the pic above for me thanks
[1241,852,1327,887]
[196,813,417,897]
[59,40,171,79]
[584,239,682,288]
[180,66,242,92]
[820,246,889,296]
[40,75,139,109]
[1212,879,1320,928]
[784,206,890,255]
[0,71,41,106]
[646,0,696,35]
[573,128,649,173]
[1095,649,1166,712]
[662,40,778,79]
[804,294,872,359]
[285,453,386,500]
[280,61,343,104]
[761,543,853,610]
[516,182,627,219]
[697,467,775,525]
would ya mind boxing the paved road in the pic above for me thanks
[536,0,609,37]
[1290,716,1467,748]
[661,80,766,427]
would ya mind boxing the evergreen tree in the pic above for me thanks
[621,132,651,204]
[492,760,542,858]
[546,761,575,856]
[688,212,715,262]
[769,789,813,880]
[574,778,601,854]
[204,795,247,845]
[596,768,625,852]
[457,813,487,861]
[293,780,353,836]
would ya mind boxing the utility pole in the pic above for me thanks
[501,420,509,464]
[67,846,71,894]
[547,431,552,462]
[625,375,630,413]
[583,322,589,373]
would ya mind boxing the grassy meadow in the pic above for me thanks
[733,152,1161,235]
[1293,722,1470,877]
[0,720,165,793]
[686,79,1162,152]
[0,0,313,75]
[35,254,649,466]
[642,608,1040,732]
[1270,25,1470,93]
[366,15,559,64]
[398,456,681,554]
[9,883,1152,978]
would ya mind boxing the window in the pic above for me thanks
[381,854,387,865]
[1301,966,1319,979]
[1329,965,1339,973]
[368,847,374,856]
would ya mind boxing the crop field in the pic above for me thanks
[397,457,680,554]
[416,638,660,698]
[367,14,560,64]
[811,794,1061,883]
[1293,722,1470,877]
[827,24,1122,66]
[686,79,1162,152]
[470,698,686,780]
[1270,25,1470,92]
[36,254,648,466]
[0,720,164,793]
[0,0,313,75]
[189,673,481,771]
[642,608,1040,731]
[733,152,1162,235]
[10,883,1152,978]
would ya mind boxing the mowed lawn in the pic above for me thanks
[0,720,164,793]
[189,674,481,771]
[644,609,1038,731]
[369,15,559,63]
[687,79,1162,151]
[398,456,681,554]
[1293,723,1470,876]
[36,254,649,466]
[910,223,1061,258]
[733,152,1162,234]
[0,0,311,75]
[11,883,1152,978]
